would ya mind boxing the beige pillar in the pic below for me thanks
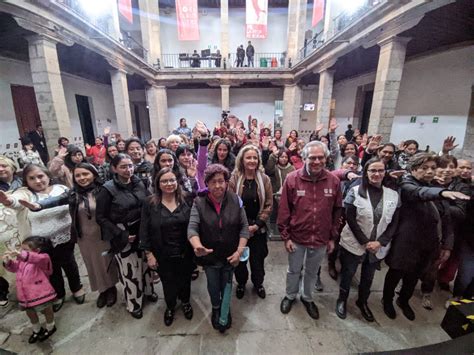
[283,84,302,134]
[220,0,229,68]
[221,85,230,111]
[110,69,133,137]
[462,88,474,159]
[27,35,72,156]
[147,85,169,138]
[316,69,335,128]
[368,37,410,137]
[286,0,307,64]
[138,0,161,65]
[323,0,333,41]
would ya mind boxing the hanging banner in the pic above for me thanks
[176,0,200,41]
[312,0,324,27]
[118,0,133,24]
[246,0,268,39]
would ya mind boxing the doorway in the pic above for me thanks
[359,90,374,135]
[75,95,95,145]
[10,85,42,138]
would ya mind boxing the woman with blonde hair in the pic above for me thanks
[229,144,272,300]
[166,135,183,153]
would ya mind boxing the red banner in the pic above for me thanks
[118,0,133,24]
[176,0,200,41]
[312,0,324,27]
[246,0,268,39]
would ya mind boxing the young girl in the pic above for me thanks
[19,138,45,168]
[3,236,57,343]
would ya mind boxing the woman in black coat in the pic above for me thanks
[382,153,470,321]
[139,167,194,326]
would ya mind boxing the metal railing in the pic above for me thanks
[54,0,148,61]
[298,0,386,60]
[120,31,148,61]
[161,52,286,69]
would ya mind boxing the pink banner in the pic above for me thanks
[312,0,324,27]
[246,0,268,39]
[118,0,133,24]
[176,0,200,41]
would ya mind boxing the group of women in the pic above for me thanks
[0,116,472,337]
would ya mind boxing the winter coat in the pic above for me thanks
[4,250,56,308]
[386,175,453,273]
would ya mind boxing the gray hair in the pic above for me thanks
[301,141,330,159]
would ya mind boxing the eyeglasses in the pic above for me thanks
[160,178,177,185]
[367,169,385,174]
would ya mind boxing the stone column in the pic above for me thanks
[462,90,474,159]
[146,85,169,138]
[323,0,333,40]
[110,69,133,137]
[283,84,302,134]
[138,0,161,65]
[221,85,230,111]
[220,0,229,68]
[368,36,410,137]
[286,0,307,64]
[316,69,335,128]
[27,35,72,156]
[109,0,122,41]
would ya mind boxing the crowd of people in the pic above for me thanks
[0,113,472,343]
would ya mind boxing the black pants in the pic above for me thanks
[158,256,193,310]
[0,276,9,299]
[235,232,268,287]
[48,242,83,299]
[339,248,378,303]
[383,268,419,304]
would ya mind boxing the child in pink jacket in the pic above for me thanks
[3,236,57,343]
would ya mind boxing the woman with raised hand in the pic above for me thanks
[48,145,86,188]
[0,164,85,312]
[229,144,273,300]
[140,168,194,326]
[335,158,400,322]
[96,154,157,319]
[19,163,119,309]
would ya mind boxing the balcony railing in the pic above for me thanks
[54,0,148,61]
[298,0,387,60]
[162,52,287,69]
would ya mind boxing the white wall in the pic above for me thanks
[391,45,474,152]
[159,7,288,54]
[230,87,283,126]
[167,88,222,133]
[0,56,118,154]
[330,45,473,152]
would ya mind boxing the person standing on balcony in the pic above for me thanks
[236,45,245,67]
[246,41,255,67]
[191,50,200,68]
[215,50,222,67]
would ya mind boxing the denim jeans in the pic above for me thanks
[286,242,326,302]
[453,243,474,298]
[204,263,234,309]
[339,247,378,303]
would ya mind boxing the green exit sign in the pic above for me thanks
[433,117,439,123]
[410,116,417,123]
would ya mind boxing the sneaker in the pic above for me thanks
[0,299,8,307]
[421,293,433,310]
[182,303,193,320]
[315,276,324,292]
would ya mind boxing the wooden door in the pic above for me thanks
[10,85,41,138]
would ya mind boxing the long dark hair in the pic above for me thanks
[110,153,132,168]
[72,162,103,190]
[149,167,183,206]
[358,157,386,198]
[153,149,181,183]
[64,146,86,170]
[211,139,235,170]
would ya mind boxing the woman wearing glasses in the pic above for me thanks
[139,168,194,326]
[335,158,400,322]
[96,154,157,319]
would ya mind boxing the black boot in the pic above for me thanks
[356,299,374,322]
[335,289,348,319]
[211,308,220,329]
